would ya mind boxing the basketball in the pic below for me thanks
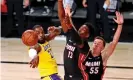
[21,30,38,46]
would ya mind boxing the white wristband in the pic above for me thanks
[28,49,37,59]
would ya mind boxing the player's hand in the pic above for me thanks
[48,26,61,36]
[23,0,29,8]
[113,11,124,25]
[65,4,72,17]
[29,55,39,68]
[82,0,87,8]
[47,26,56,33]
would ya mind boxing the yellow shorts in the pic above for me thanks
[42,74,62,80]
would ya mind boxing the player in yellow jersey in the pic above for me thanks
[28,25,62,80]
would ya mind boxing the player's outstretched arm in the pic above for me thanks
[58,0,72,33]
[102,11,124,62]
[29,44,41,68]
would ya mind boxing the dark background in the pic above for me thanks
[1,0,133,42]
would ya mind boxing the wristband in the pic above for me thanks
[118,24,123,25]
[29,49,37,59]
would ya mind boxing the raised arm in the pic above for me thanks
[58,0,72,33]
[102,11,124,62]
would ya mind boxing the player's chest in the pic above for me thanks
[65,43,78,59]
[65,43,76,52]
[41,43,51,51]
[85,57,103,74]
[85,56,102,66]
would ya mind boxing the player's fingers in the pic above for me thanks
[33,60,37,68]
[30,62,36,68]
[34,60,38,67]
[117,11,121,20]
[120,13,124,20]
[30,64,33,68]
[118,12,121,19]
[113,18,117,23]
[32,65,36,68]
[116,11,119,18]
[29,60,33,64]
[35,63,38,68]
[31,65,34,68]
[32,59,37,67]
[29,61,34,67]
[120,14,124,23]
[48,26,54,31]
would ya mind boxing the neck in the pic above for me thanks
[92,50,100,57]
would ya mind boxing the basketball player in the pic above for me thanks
[80,11,124,80]
[28,25,62,80]
[58,0,94,80]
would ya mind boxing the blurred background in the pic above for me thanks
[1,0,133,42]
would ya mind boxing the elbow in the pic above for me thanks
[112,40,118,45]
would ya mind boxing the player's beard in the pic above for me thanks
[38,36,45,44]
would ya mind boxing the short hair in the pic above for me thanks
[84,22,94,37]
[32,25,42,30]
[94,36,106,47]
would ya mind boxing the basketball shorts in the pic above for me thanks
[41,74,62,80]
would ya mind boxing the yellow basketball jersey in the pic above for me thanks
[37,41,58,77]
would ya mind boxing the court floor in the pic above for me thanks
[1,38,133,80]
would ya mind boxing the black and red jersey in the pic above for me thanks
[64,28,90,79]
[83,51,104,80]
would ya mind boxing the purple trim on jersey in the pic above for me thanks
[50,74,61,80]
